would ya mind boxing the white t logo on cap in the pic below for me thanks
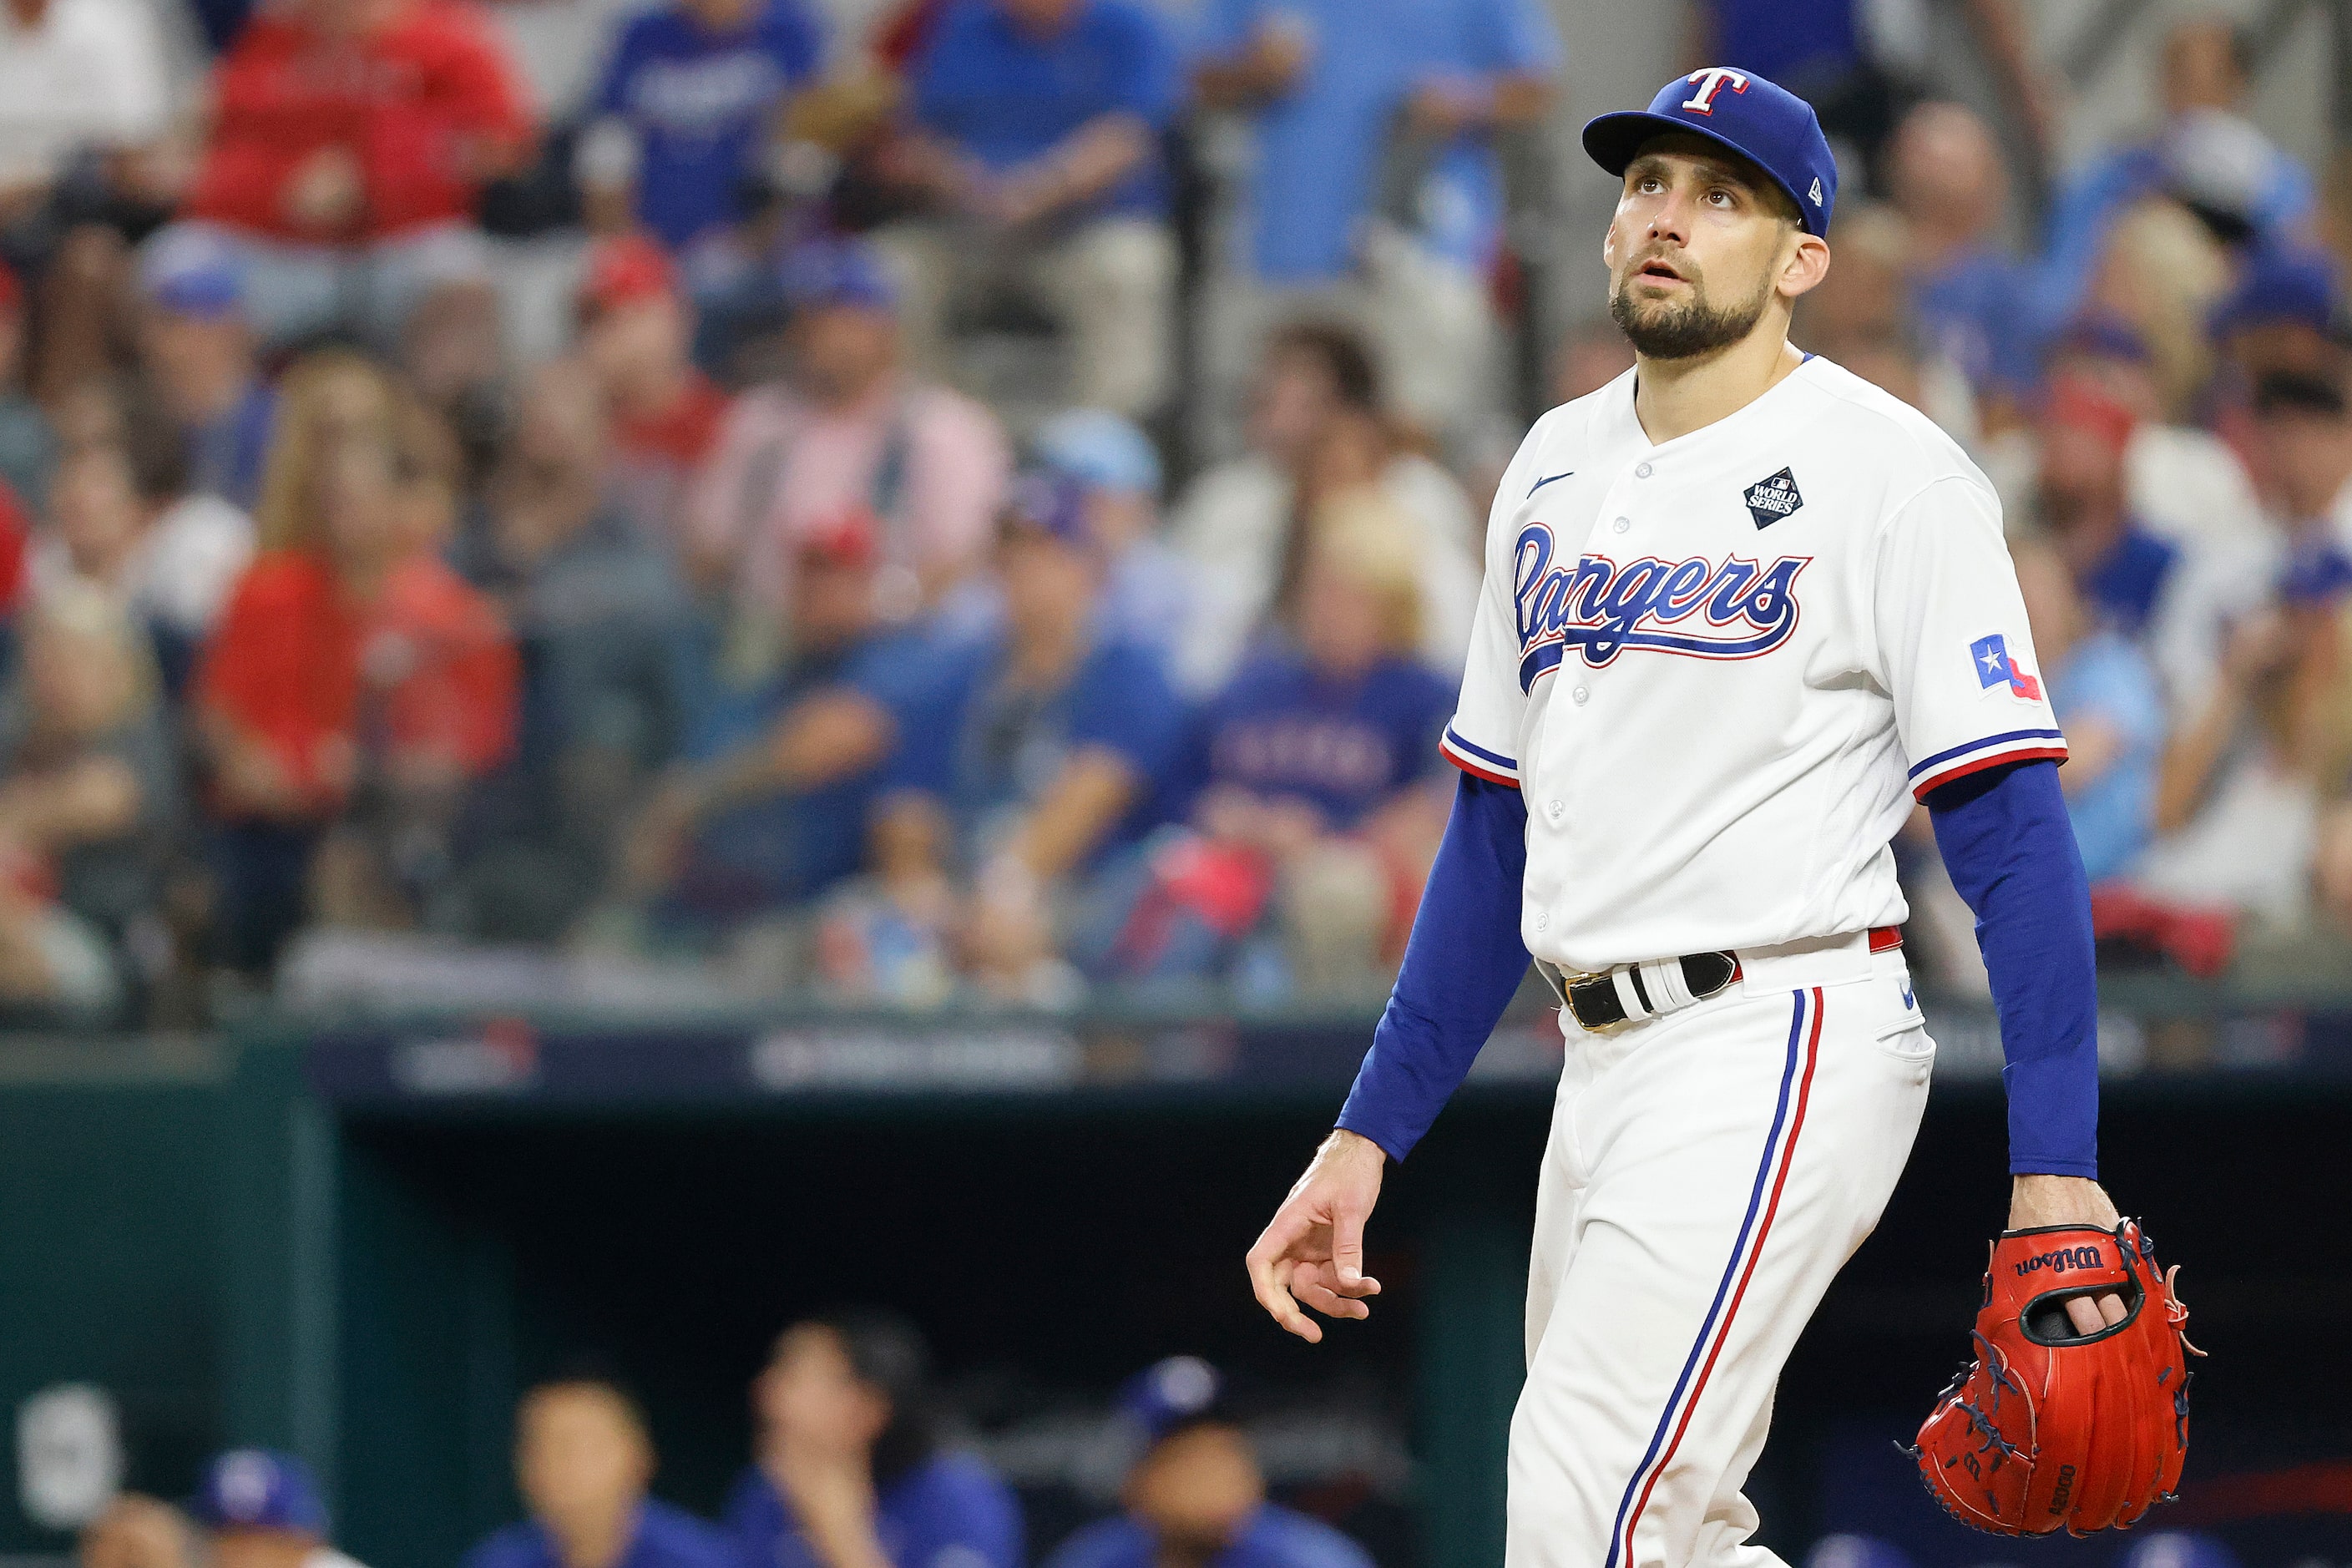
[1809,177,1823,205]
[1681,68,1749,114]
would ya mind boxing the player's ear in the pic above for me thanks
[1776,230,1831,302]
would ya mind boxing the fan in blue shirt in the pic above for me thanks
[889,475,1186,873]
[1075,494,1453,984]
[1177,647,1454,832]
[727,1315,1024,1568]
[625,514,967,932]
[464,1382,736,1568]
[908,0,1183,223]
[1044,1358,1372,1568]
[584,0,825,250]
[1191,0,1558,284]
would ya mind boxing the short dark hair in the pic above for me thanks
[793,1311,938,1488]
[1265,320,1382,412]
[524,1376,650,1430]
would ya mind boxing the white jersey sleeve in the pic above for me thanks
[1873,474,2069,800]
[1437,421,1551,788]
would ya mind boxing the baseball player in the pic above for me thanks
[1246,70,2132,1566]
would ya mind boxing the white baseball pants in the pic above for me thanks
[1507,938,1935,1568]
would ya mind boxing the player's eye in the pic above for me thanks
[1635,175,1664,194]
[1706,186,1736,207]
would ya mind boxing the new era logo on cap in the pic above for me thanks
[1743,468,1803,527]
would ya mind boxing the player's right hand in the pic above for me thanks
[1246,1128,1386,1343]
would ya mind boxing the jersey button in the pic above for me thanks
[1571,685,1590,704]
[1535,912,1550,930]
[1546,799,1564,819]
[1612,516,1630,534]
[1635,461,1653,478]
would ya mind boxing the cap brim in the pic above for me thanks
[1580,111,1819,235]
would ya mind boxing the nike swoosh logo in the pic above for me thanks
[1527,471,1574,497]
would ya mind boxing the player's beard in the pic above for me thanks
[1609,260,1776,361]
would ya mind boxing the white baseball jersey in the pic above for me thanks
[1439,356,2066,974]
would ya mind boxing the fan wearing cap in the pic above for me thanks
[574,236,733,552]
[465,1380,733,1568]
[186,1451,368,1568]
[2035,320,2279,678]
[2035,375,2184,643]
[2207,245,2346,412]
[1031,409,1196,662]
[685,237,1009,613]
[876,472,1184,1000]
[612,504,969,937]
[1045,1359,1370,1568]
[1246,67,2137,1566]
[134,238,276,518]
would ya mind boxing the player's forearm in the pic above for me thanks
[1335,774,1530,1160]
[1925,760,2100,1178]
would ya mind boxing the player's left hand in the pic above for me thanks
[1246,1129,1386,1343]
[2008,1173,2128,1335]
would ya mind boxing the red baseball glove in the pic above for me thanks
[1914,1220,2202,1535]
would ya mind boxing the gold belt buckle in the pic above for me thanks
[1542,960,1612,1029]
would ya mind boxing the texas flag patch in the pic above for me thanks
[1970,633,2042,700]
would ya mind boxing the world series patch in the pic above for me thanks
[1743,468,1803,528]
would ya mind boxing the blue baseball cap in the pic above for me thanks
[2209,245,2339,339]
[1001,470,1092,549]
[1582,68,1839,235]
[778,238,898,314]
[139,229,245,319]
[190,1449,328,1535]
[1115,1356,1223,1446]
[1034,410,1162,499]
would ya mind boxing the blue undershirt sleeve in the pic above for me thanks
[1335,773,1530,1160]
[1924,758,2101,1178]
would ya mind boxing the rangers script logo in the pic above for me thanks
[1514,522,1808,690]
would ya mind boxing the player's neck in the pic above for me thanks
[1631,331,1805,447]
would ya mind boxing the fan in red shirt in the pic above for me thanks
[195,351,518,971]
[575,235,732,551]
[169,0,534,347]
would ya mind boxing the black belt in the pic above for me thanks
[1540,950,1742,1031]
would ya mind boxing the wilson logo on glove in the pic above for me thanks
[1913,1221,2203,1536]
[2015,1245,2107,1277]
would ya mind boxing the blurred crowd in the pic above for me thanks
[0,0,2348,1024]
[62,1321,2259,1568]
[76,1323,1379,1568]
